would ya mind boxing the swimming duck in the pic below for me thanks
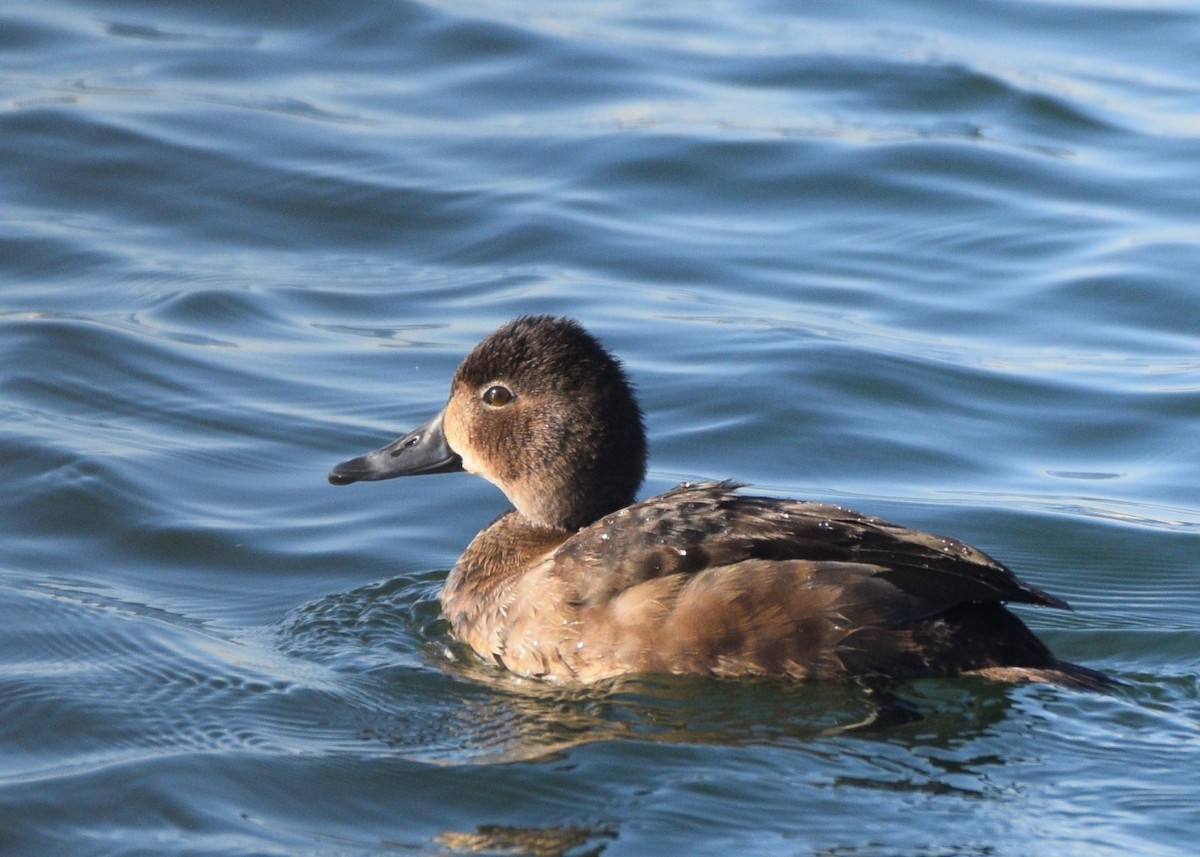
[330,316,1107,688]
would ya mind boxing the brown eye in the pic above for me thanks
[482,385,514,407]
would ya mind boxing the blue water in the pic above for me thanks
[2,1,1199,854]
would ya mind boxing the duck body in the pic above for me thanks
[331,316,1108,688]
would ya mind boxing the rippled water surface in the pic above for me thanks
[3,1,1199,854]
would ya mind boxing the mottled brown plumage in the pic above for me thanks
[331,316,1109,688]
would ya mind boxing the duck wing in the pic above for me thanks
[558,480,1067,619]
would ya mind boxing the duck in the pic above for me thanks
[329,315,1109,688]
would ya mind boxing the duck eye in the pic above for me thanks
[482,385,514,407]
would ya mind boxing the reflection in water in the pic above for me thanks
[436,823,616,857]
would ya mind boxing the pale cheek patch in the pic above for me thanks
[444,396,501,486]
[457,448,484,476]
[442,400,476,472]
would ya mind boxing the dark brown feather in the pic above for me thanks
[555,481,1066,616]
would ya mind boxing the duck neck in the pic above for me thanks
[440,511,572,631]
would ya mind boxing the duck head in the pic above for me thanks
[329,316,647,531]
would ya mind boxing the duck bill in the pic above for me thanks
[328,411,463,485]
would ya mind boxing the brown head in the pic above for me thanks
[329,316,647,531]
